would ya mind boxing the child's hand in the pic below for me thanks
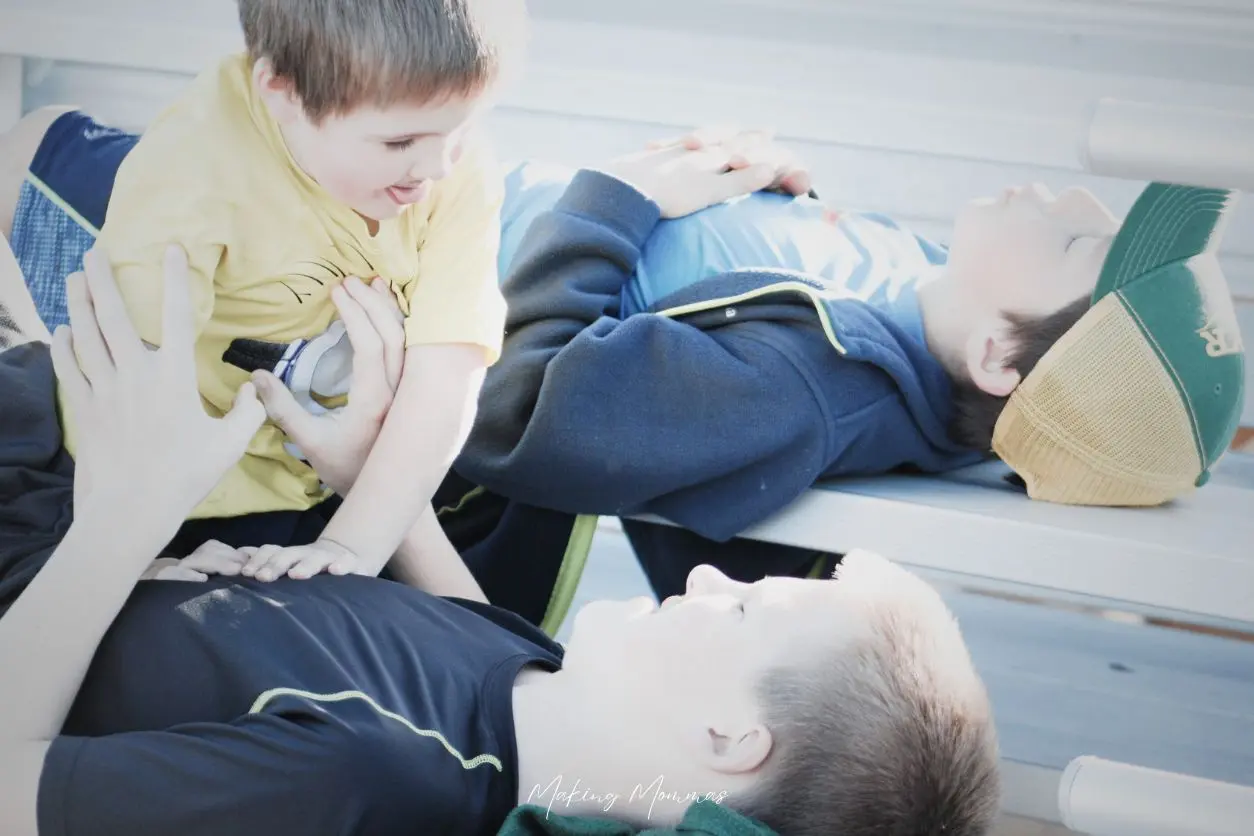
[250,276,405,496]
[603,128,812,220]
[140,540,249,582]
[639,125,813,199]
[238,538,368,582]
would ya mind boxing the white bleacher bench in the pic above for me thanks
[2,3,1253,833]
[635,455,1254,628]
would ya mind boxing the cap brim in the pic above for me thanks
[1094,183,1236,304]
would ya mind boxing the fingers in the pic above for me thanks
[647,134,706,151]
[327,555,362,575]
[253,547,306,583]
[180,539,248,577]
[777,169,813,196]
[333,281,383,364]
[155,565,210,582]
[63,270,113,388]
[290,551,339,580]
[337,278,404,402]
[721,136,813,196]
[709,163,780,205]
[240,544,283,578]
[50,323,90,407]
[81,248,142,365]
[647,124,761,151]
[370,275,396,302]
[219,380,267,454]
[355,277,406,327]
[235,543,337,581]
[334,289,388,410]
[140,557,182,581]
[367,278,405,391]
[251,370,318,442]
[646,127,807,197]
[158,244,196,367]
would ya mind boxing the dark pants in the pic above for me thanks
[623,518,842,601]
[165,497,343,556]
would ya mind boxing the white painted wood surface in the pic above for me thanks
[671,456,1254,626]
[0,54,19,130]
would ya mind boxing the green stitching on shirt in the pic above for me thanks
[249,687,503,771]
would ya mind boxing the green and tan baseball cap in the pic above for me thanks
[992,183,1246,506]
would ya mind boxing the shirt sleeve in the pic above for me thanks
[58,145,226,460]
[38,710,420,836]
[400,134,508,365]
[93,143,225,350]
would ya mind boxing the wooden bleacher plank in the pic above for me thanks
[950,590,1254,787]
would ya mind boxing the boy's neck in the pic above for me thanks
[917,269,971,376]
[509,667,705,825]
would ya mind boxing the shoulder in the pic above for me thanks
[427,131,505,218]
[442,597,566,662]
[105,55,265,224]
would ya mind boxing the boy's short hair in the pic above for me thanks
[948,296,1091,450]
[0,302,18,350]
[730,556,1001,835]
[237,0,510,121]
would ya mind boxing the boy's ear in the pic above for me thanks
[251,58,304,124]
[964,317,1022,398]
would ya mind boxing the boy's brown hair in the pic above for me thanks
[731,555,1001,836]
[947,296,1091,451]
[237,0,515,122]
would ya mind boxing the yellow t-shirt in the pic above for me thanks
[59,54,506,520]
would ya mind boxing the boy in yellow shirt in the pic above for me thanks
[59,0,525,580]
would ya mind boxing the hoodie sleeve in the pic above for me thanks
[455,170,833,542]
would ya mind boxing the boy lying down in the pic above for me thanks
[0,240,1001,836]
[2,108,1129,611]
[5,108,1243,619]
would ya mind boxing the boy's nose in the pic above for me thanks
[686,563,731,595]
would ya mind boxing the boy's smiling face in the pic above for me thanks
[256,61,493,224]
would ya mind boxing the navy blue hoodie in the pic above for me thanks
[455,170,984,552]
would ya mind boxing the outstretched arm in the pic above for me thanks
[313,137,505,576]
[178,277,486,601]
[231,135,505,595]
[315,341,486,570]
[0,245,264,836]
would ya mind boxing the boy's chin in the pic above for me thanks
[368,200,408,218]
[352,200,409,225]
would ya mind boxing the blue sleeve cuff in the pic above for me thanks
[554,169,662,249]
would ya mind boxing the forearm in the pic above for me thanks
[0,502,174,744]
[387,506,487,602]
[320,344,484,570]
[458,325,832,540]
[458,171,657,474]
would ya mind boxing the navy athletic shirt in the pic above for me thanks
[38,573,564,836]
